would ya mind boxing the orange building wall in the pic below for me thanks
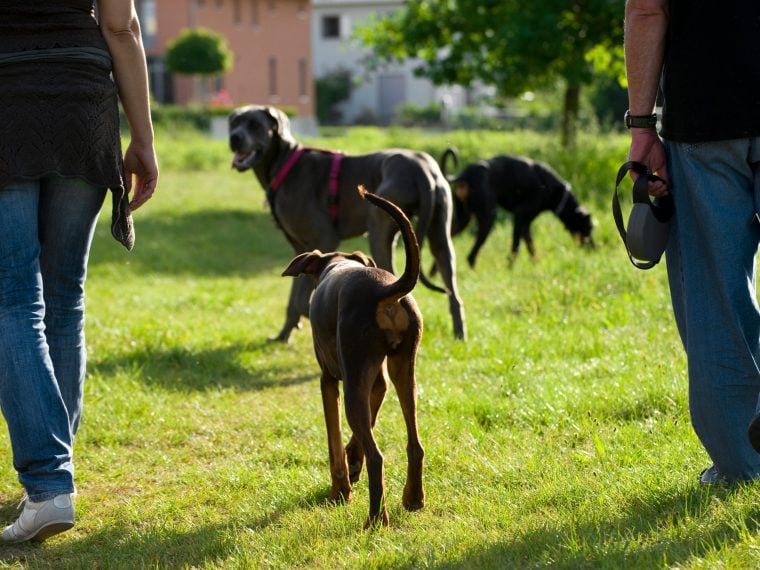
[149,0,313,119]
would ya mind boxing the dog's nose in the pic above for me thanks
[229,132,242,149]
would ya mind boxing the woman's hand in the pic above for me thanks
[123,140,158,210]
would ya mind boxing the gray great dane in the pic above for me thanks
[229,105,466,342]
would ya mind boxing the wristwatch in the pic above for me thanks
[624,110,658,129]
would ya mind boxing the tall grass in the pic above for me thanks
[1,127,759,569]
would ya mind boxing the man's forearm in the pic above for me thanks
[625,0,669,115]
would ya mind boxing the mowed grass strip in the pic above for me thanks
[1,128,760,569]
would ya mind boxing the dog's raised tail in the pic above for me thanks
[358,185,420,302]
[439,146,460,183]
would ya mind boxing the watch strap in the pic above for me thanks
[625,111,658,129]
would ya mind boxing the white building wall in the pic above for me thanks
[312,0,468,124]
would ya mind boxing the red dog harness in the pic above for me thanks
[269,148,344,224]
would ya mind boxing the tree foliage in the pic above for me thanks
[165,27,234,77]
[356,0,625,145]
[315,69,353,124]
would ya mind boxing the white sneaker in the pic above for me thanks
[699,465,727,486]
[1,494,74,543]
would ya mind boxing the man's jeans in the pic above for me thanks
[0,176,105,501]
[665,137,760,482]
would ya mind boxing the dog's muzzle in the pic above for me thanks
[229,130,262,171]
[231,148,261,171]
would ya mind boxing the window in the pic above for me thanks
[268,57,277,97]
[298,58,308,98]
[138,0,157,49]
[322,15,340,39]
[250,0,259,25]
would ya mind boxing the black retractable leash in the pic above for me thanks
[612,161,674,270]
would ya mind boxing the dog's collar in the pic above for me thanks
[269,148,344,224]
[270,148,306,191]
[327,153,343,222]
[554,186,571,215]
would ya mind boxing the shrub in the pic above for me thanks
[164,28,234,77]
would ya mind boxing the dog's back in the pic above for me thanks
[485,155,568,214]
[282,187,422,375]
[316,189,421,364]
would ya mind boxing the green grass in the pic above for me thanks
[2,127,760,568]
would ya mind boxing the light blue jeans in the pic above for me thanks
[0,176,105,501]
[665,137,760,482]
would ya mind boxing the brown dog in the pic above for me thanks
[282,186,424,528]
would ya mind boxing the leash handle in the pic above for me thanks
[612,161,667,270]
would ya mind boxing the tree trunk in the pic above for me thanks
[561,83,581,148]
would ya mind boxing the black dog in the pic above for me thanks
[441,148,595,268]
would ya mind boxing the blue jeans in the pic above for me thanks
[665,137,760,482]
[0,176,105,501]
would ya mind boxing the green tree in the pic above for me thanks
[315,69,353,124]
[165,28,234,101]
[356,0,625,146]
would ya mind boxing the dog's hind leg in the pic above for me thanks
[343,363,389,528]
[346,368,388,483]
[427,215,467,340]
[321,370,352,504]
[387,350,425,512]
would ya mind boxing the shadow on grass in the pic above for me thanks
[4,485,754,568]
[422,485,760,569]
[89,342,317,393]
[0,486,339,568]
[89,209,294,277]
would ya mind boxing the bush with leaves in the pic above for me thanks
[165,27,233,77]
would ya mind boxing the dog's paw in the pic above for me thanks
[327,486,351,505]
[267,331,291,343]
[363,510,389,530]
[402,485,425,511]
[348,460,364,484]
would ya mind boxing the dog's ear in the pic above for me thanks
[282,250,328,277]
[264,106,296,144]
[345,251,376,268]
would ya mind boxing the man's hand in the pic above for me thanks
[628,129,669,197]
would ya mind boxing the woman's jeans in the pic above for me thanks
[665,137,760,482]
[0,176,105,502]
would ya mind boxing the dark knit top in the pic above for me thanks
[661,0,760,142]
[0,0,134,250]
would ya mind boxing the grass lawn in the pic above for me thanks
[1,127,760,568]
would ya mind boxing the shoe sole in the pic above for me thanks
[30,521,75,543]
[749,416,760,454]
